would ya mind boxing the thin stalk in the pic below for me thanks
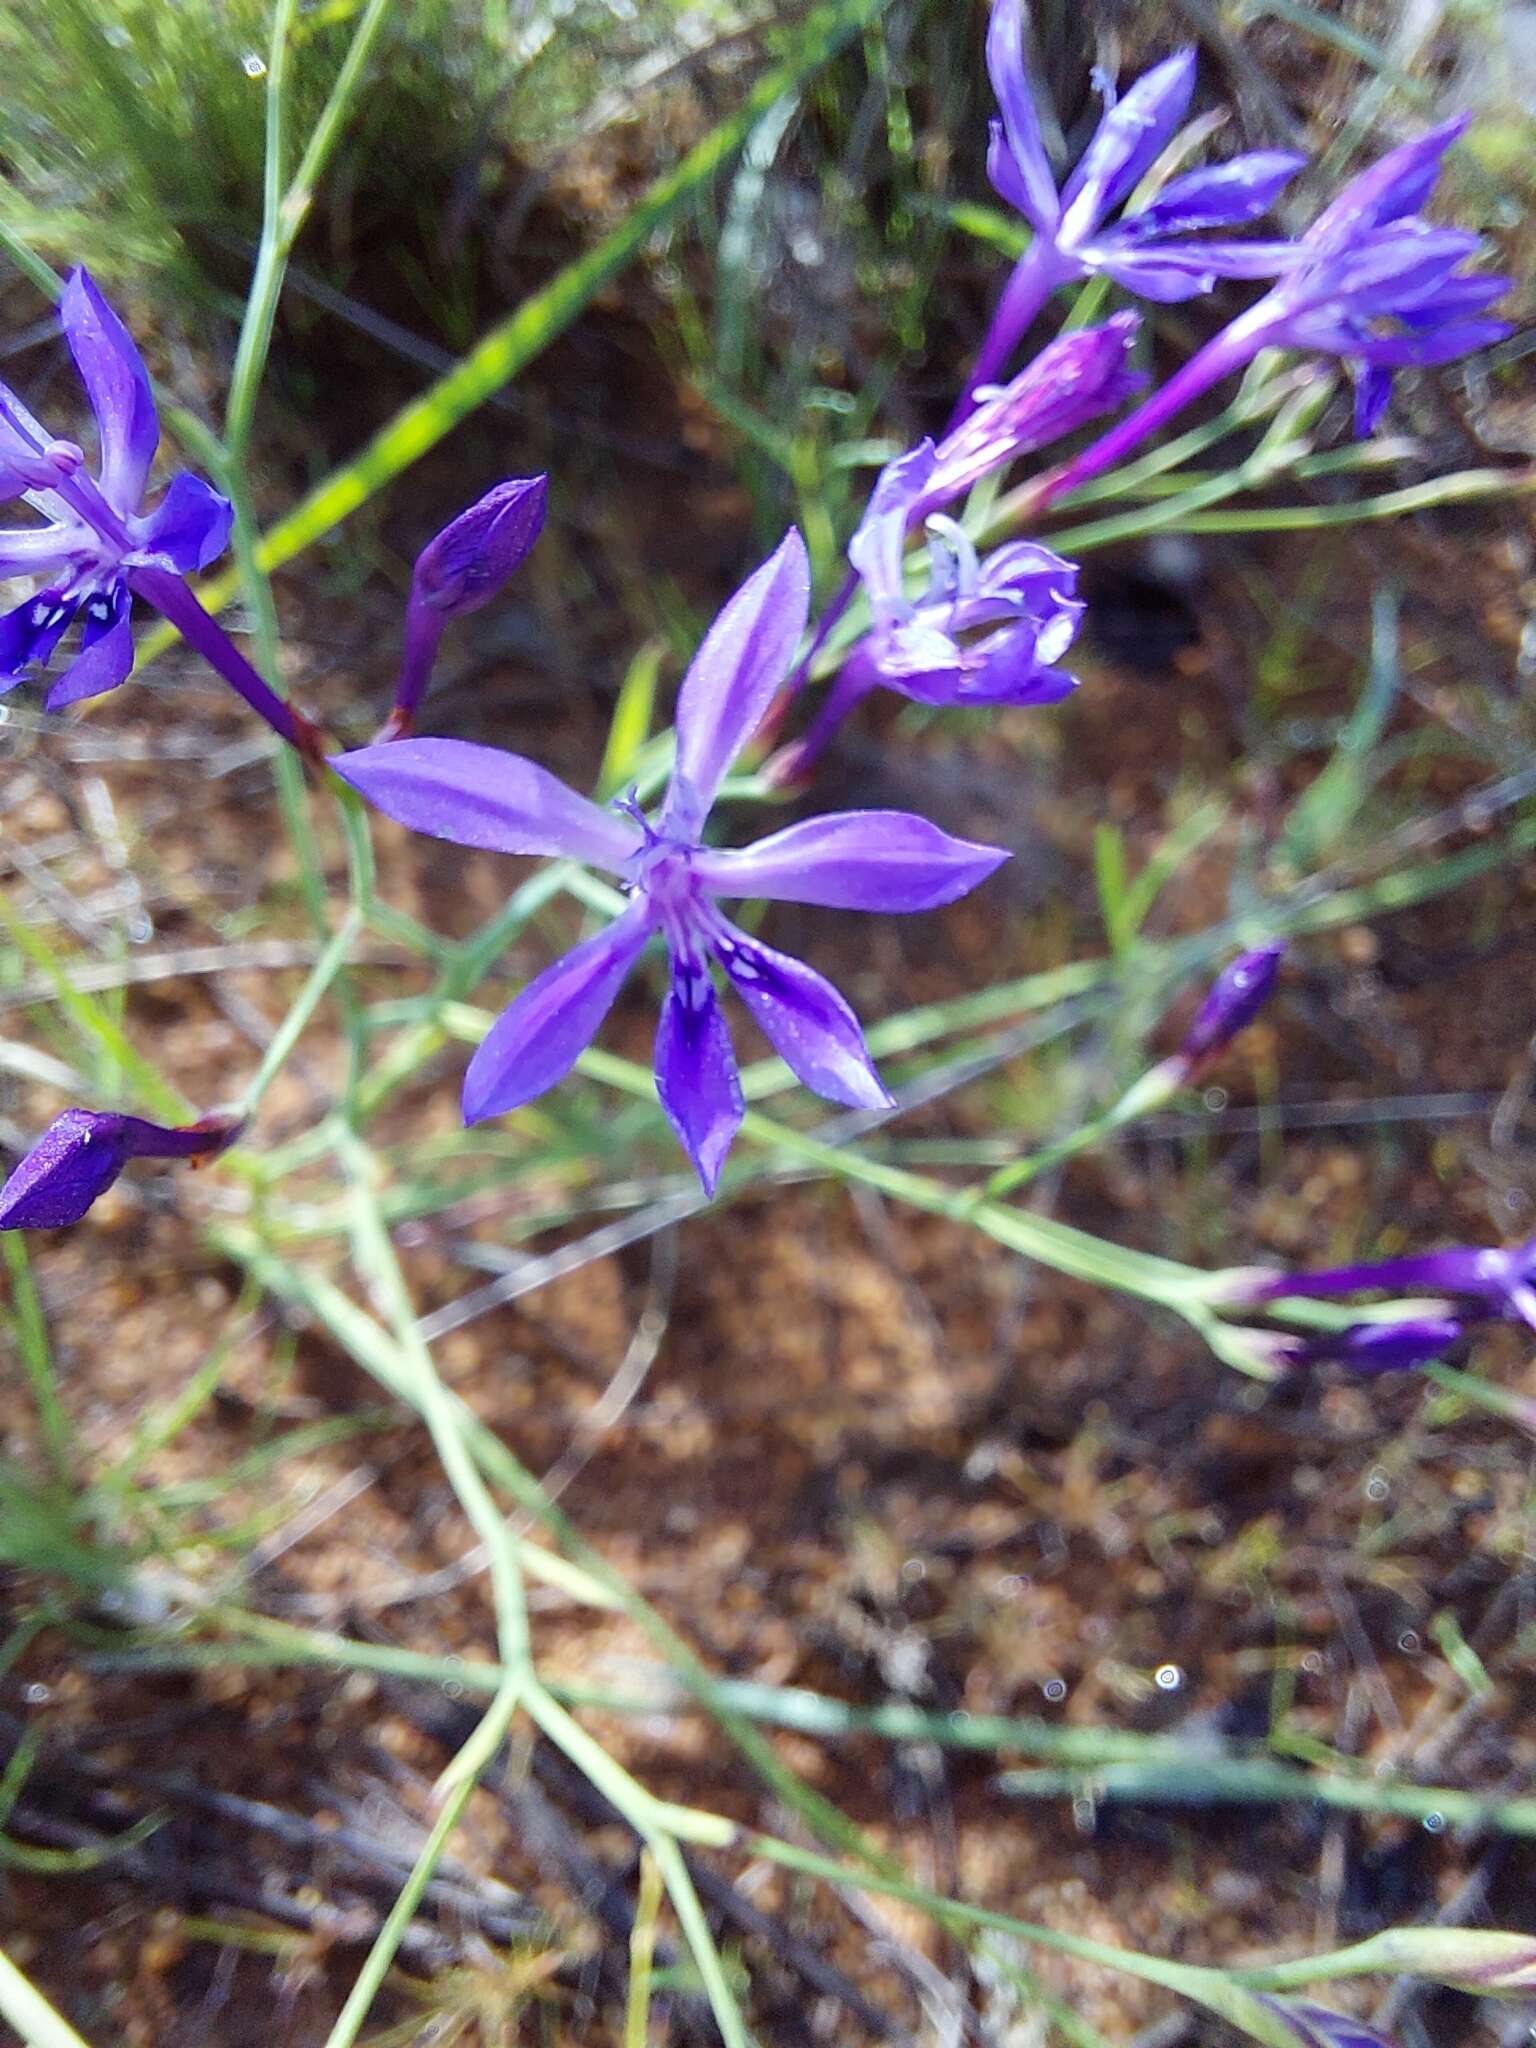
[319,1771,477,2048]
[0,1950,94,2048]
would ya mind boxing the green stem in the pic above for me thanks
[319,1771,476,2048]
[0,1951,94,2048]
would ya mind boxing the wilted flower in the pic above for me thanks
[336,532,1009,1191]
[0,270,232,709]
[0,1108,243,1230]
[382,476,548,738]
[967,0,1302,401]
[846,441,1082,708]
[932,317,1146,498]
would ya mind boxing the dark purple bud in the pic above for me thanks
[1287,1316,1465,1375]
[0,1108,243,1230]
[381,476,548,739]
[1179,943,1284,1066]
[413,476,548,618]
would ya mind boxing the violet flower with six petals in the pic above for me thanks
[335,531,1009,1191]
[0,270,232,709]
[966,0,1302,406]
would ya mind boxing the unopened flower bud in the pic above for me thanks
[380,476,549,739]
[1179,942,1285,1068]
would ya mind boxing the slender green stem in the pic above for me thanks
[225,0,300,462]
[0,1950,94,2048]
[319,1770,477,2048]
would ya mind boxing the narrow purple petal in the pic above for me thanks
[1259,1992,1404,2048]
[413,476,547,618]
[461,903,654,1123]
[664,529,810,835]
[693,810,1009,912]
[712,918,891,1110]
[60,269,158,512]
[1130,151,1307,234]
[46,588,135,710]
[0,588,77,679]
[133,472,234,573]
[1245,1244,1519,1304]
[333,738,642,872]
[1092,238,1301,298]
[1354,365,1394,437]
[847,443,939,616]
[1347,317,1513,368]
[1295,1314,1466,1373]
[654,963,743,1194]
[985,0,1059,232]
[0,524,77,578]
[1061,50,1197,229]
[1307,119,1466,249]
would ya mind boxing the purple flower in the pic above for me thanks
[845,441,1082,709]
[0,270,233,710]
[335,532,1009,1191]
[988,9,1302,300]
[1241,1236,1536,1331]
[1233,118,1513,433]
[1179,943,1285,1067]
[0,1108,243,1230]
[963,0,1302,403]
[383,477,548,738]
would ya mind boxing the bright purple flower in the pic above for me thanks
[383,477,548,738]
[988,13,1302,298]
[1241,1236,1536,1331]
[1032,119,1513,509]
[1233,119,1513,434]
[845,442,1082,709]
[963,1,1302,404]
[1179,943,1285,1066]
[0,270,232,710]
[0,1107,243,1230]
[335,532,1009,1191]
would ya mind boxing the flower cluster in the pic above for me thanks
[0,10,1516,1230]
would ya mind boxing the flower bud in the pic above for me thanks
[380,476,548,738]
[1179,943,1285,1067]
[0,1108,243,1230]
[413,476,548,618]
